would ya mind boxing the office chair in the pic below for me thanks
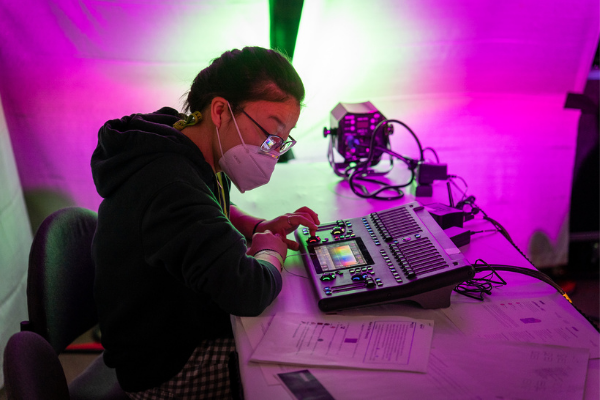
[23,207,128,400]
[3,330,70,400]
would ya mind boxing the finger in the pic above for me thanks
[283,237,299,251]
[289,211,318,227]
[295,206,320,225]
[294,207,320,224]
[290,213,319,234]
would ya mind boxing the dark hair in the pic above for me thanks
[183,46,305,114]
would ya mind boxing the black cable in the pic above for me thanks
[328,129,396,179]
[346,144,416,200]
[380,119,424,161]
[481,215,514,243]
[454,260,564,301]
[470,229,498,234]
[471,262,600,331]
[342,119,424,200]
[347,174,409,200]
[376,146,421,170]
[480,213,540,270]
[446,175,599,330]
[454,260,507,301]
[471,262,568,299]
[455,259,600,331]
[448,176,469,205]
[283,253,309,279]
[447,176,535,268]
[423,146,439,163]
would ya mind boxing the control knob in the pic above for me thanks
[331,226,345,235]
[307,235,321,244]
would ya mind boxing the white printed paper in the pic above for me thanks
[249,313,434,373]
[441,295,600,359]
[240,316,299,385]
[431,335,590,400]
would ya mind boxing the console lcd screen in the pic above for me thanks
[314,240,368,272]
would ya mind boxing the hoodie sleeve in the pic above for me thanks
[140,177,282,317]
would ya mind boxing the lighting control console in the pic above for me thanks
[294,201,474,311]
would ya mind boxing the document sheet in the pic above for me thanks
[240,315,299,385]
[441,294,600,359]
[307,335,590,400]
[432,335,590,400]
[238,313,590,400]
[249,312,434,373]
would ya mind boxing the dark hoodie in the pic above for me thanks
[91,107,282,392]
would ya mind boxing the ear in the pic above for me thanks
[210,97,229,129]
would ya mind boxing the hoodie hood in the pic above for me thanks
[91,107,212,198]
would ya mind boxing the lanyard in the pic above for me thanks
[215,172,229,219]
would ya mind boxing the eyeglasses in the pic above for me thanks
[241,110,296,156]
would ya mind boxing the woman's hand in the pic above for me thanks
[246,230,288,260]
[255,206,320,250]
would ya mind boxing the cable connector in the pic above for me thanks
[414,162,448,197]
[417,162,448,184]
[444,226,471,247]
[425,203,464,229]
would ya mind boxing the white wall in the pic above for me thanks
[0,94,32,388]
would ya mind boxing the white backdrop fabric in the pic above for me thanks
[0,2,598,383]
[0,94,32,388]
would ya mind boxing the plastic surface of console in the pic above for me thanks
[294,201,475,311]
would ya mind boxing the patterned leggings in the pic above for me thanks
[126,338,236,400]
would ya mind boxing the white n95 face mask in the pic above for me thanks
[216,102,278,193]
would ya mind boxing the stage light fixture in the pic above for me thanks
[323,101,392,173]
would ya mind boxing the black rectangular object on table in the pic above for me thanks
[277,370,335,400]
[294,201,474,312]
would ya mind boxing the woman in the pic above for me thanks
[91,46,319,399]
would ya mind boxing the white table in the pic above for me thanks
[230,162,599,400]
